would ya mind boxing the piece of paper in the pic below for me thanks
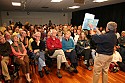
[82,13,99,30]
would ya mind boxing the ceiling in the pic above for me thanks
[0,0,125,12]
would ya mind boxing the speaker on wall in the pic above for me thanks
[7,12,9,16]
[74,0,84,3]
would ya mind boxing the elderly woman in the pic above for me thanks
[31,32,49,78]
[11,35,31,83]
[62,31,78,73]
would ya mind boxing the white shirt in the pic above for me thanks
[74,34,79,45]
[112,51,122,62]
[7,39,13,45]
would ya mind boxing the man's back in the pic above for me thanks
[92,31,117,55]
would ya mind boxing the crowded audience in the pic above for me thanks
[0,21,124,83]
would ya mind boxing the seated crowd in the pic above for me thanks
[0,22,125,83]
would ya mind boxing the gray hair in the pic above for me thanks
[107,21,117,31]
[34,32,41,36]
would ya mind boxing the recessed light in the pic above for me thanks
[93,0,108,3]
[12,2,21,6]
[51,0,63,2]
[69,6,80,9]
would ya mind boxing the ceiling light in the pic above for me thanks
[69,6,80,9]
[93,0,108,2]
[51,0,63,2]
[12,2,21,6]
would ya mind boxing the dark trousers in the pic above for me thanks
[81,49,91,60]
[117,61,125,72]
[78,49,91,67]
[64,50,78,68]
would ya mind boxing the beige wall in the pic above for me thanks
[1,11,72,26]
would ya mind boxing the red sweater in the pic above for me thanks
[46,37,62,50]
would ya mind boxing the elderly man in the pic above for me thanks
[46,29,74,78]
[90,22,117,83]
[4,32,13,45]
[0,35,12,83]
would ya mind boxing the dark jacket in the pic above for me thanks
[31,40,45,51]
[0,41,12,56]
[92,30,117,55]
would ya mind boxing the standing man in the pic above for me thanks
[90,22,117,83]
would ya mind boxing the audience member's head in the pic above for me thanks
[79,31,87,40]
[8,30,13,35]
[5,32,11,40]
[51,29,57,38]
[34,32,41,41]
[78,25,82,30]
[20,30,27,37]
[77,29,81,35]
[57,31,62,37]
[46,31,51,39]
[14,26,19,33]
[11,35,19,42]
[0,35,6,44]
[121,31,125,37]
[64,31,71,39]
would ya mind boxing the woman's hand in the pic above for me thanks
[34,49,40,53]
[20,54,26,56]
[66,49,73,52]
[20,56,24,60]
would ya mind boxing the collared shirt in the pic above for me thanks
[92,31,117,55]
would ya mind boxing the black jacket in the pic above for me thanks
[0,41,12,56]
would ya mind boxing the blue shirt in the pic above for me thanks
[62,38,75,52]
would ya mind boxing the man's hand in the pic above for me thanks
[88,24,94,29]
